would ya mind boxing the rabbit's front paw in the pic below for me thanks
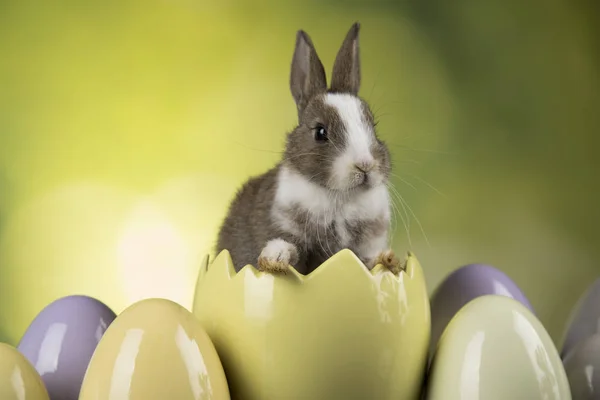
[257,239,299,274]
[373,249,406,275]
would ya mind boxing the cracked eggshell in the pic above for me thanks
[79,298,230,400]
[426,295,571,400]
[192,249,430,400]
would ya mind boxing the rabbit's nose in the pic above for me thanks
[355,160,374,173]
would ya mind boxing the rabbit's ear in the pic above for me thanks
[330,22,361,95]
[290,30,327,116]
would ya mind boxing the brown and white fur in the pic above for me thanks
[216,23,403,275]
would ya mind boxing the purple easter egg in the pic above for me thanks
[561,277,600,358]
[563,333,600,399]
[429,264,534,361]
[17,295,116,400]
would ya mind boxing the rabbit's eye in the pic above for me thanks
[314,125,328,142]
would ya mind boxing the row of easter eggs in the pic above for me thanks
[427,264,600,399]
[0,264,598,399]
[1,296,230,399]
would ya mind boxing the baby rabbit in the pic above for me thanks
[216,22,403,275]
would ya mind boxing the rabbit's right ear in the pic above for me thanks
[290,30,327,118]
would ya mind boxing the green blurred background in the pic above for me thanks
[0,0,598,346]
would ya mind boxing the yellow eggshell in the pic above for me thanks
[79,298,230,400]
[193,249,431,400]
[426,295,571,400]
[0,342,49,400]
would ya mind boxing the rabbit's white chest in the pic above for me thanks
[273,166,390,247]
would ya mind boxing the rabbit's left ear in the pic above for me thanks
[290,30,327,117]
[330,22,361,95]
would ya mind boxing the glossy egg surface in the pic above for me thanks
[561,278,600,357]
[17,295,116,400]
[0,342,50,400]
[563,333,600,400]
[426,295,570,400]
[79,298,230,400]
[429,263,533,360]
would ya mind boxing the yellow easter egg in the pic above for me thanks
[426,295,571,400]
[79,298,230,400]
[0,342,49,400]
[192,249,430,400]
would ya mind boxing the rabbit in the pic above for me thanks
[215,22,404,275]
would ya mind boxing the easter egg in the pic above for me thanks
[192,249,431,400]
[79,298,229,400]
[426,295,570,400]
[17,295,116,400]
[561,278,600,358]
[563,333,600,399]
[0,342,50,400]
[429,263,533,360]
